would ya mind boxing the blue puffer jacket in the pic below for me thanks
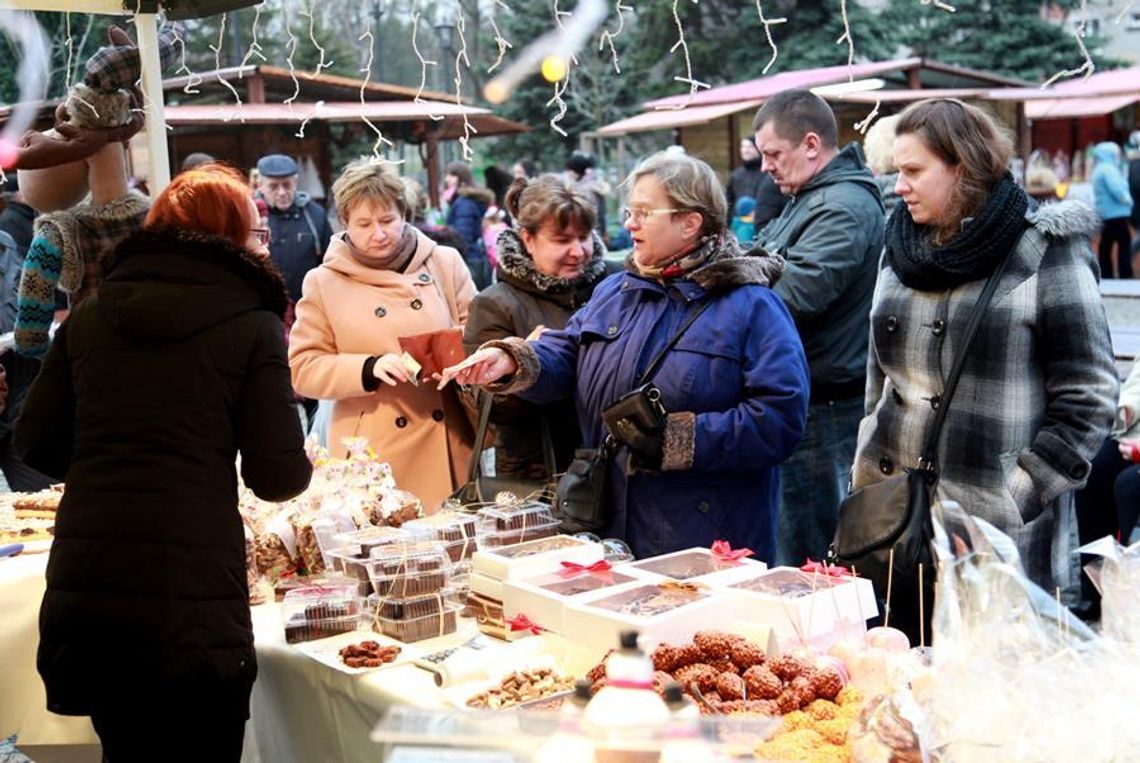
[1091,142,1133,222]
[511,239,810,562]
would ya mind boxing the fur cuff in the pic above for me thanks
[67,83,133,129]
[661,411,696,471]
[483,337,541,395]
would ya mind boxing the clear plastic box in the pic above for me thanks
[403,512,482,563]
[281,583,362,644]
[624,547,766,586]
[377,606,460,642]
[367,541,451,597]
[332,525,413,558]
[476,502,560,549]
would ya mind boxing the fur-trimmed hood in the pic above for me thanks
[1027,199,1099,240]
[624,233,785,293]
[458,185,496,207]
[494,227,610,305]
[99,225,288,341]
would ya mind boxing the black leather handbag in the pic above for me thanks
[553,301,712,534]
[828,251,1012,641]
[448,389,557,509]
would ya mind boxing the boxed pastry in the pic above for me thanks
[476,502,560,549]
[333,525,413,558]
[377,607,459,643]
[622,547,766,587]
[367,542,451,598]
[562,580,731,658]
[471,534,603,582]
[725,567,878,649]
[501,562,646,634]
[469,571,506,602]
[281,583,362,644]
[403,512,481,563]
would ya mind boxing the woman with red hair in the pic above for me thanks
[17,164,311,762]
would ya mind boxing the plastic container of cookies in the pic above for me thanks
[281,583,363,644]
[403,512,481,563]
[475,502,560,550]
[377,607,460,643]
[366,542,451,598]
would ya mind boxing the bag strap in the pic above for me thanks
[637,300,713,386]
[466,389,558,482]
[918,252,1014,472]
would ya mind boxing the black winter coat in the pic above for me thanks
[463,229,614,477]
[17,226,312,718]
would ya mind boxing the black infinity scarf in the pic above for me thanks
[885,173,1030,291]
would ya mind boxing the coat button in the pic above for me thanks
[891,388,904,405]
[606,325,617,336]
[697,501,710,513]
[432,409,444,422]
[885,315,899,333]
[395,416,408,428]
[418,273,432,283]
[931,318,946,337]
[879,456,894,475]
[411,298,423,310]
[374,306,387,318]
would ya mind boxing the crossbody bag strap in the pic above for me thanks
[637,299,714,386]
[466,389,494,482]
[918,251,1014,471]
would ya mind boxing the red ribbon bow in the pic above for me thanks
[800,559,853,578]
[506,613,547,634]
[710,539,754,563]
[559,559,612,576]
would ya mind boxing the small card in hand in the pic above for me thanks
[397,327,467,382]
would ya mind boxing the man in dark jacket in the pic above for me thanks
[255,153,334,304]
[725,137,785,235]
[753,89,886,566]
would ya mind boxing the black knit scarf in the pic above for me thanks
[885,173,1030,291]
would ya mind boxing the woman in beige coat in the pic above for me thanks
[290,159,477,510]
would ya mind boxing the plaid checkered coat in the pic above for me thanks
[851,201,1118,587]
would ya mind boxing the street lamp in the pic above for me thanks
[432,8,456,94]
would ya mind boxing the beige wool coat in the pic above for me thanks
[289,226,477,511]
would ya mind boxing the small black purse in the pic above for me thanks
[828,251,1011,641]
[553,301,712,534]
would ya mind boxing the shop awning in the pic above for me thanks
[595,100,763,136]
[1024,94,1140,119]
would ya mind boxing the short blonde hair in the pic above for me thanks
[331,158,407,223]
[624,151,726,238]
[862,114,900,176]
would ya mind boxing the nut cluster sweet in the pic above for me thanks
[466,667,575,710]
[338,640,401,668]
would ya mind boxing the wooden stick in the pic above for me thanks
[884,547,895,629]
[918,562,925,648]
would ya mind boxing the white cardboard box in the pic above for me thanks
[471,535,604,581]
[501,564,663,634]
[561,580,734,659]
[622,547,767,587]
[724,567,878,650]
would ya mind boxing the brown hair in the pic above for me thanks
[624,151,727,238]
[503,174,596,237]
[444,161,475,187]
[895,98,1014,245]
[146,163,253,246]
[331,158,407,224]
[751,89,838,149]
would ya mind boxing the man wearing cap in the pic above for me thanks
[255,154,334,304]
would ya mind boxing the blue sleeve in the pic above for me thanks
[690,290,810,472]
[519,307,586,404]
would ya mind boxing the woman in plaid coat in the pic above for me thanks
[852,99,1118,596]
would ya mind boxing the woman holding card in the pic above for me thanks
[289,158,478,510]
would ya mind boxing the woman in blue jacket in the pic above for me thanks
[1091,141,1134,278]
[441,151,809,561]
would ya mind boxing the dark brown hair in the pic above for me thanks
[503,173,596,238]
[751,89,838,149]
[895,98,1014,245]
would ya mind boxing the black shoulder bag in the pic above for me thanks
[448,390,558,509]
[555,301,712,534]
[828,251,1012,641]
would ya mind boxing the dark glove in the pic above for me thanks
[610,418,664,471]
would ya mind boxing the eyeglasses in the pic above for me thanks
[251,228,270,245]
[621,207,685,224]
